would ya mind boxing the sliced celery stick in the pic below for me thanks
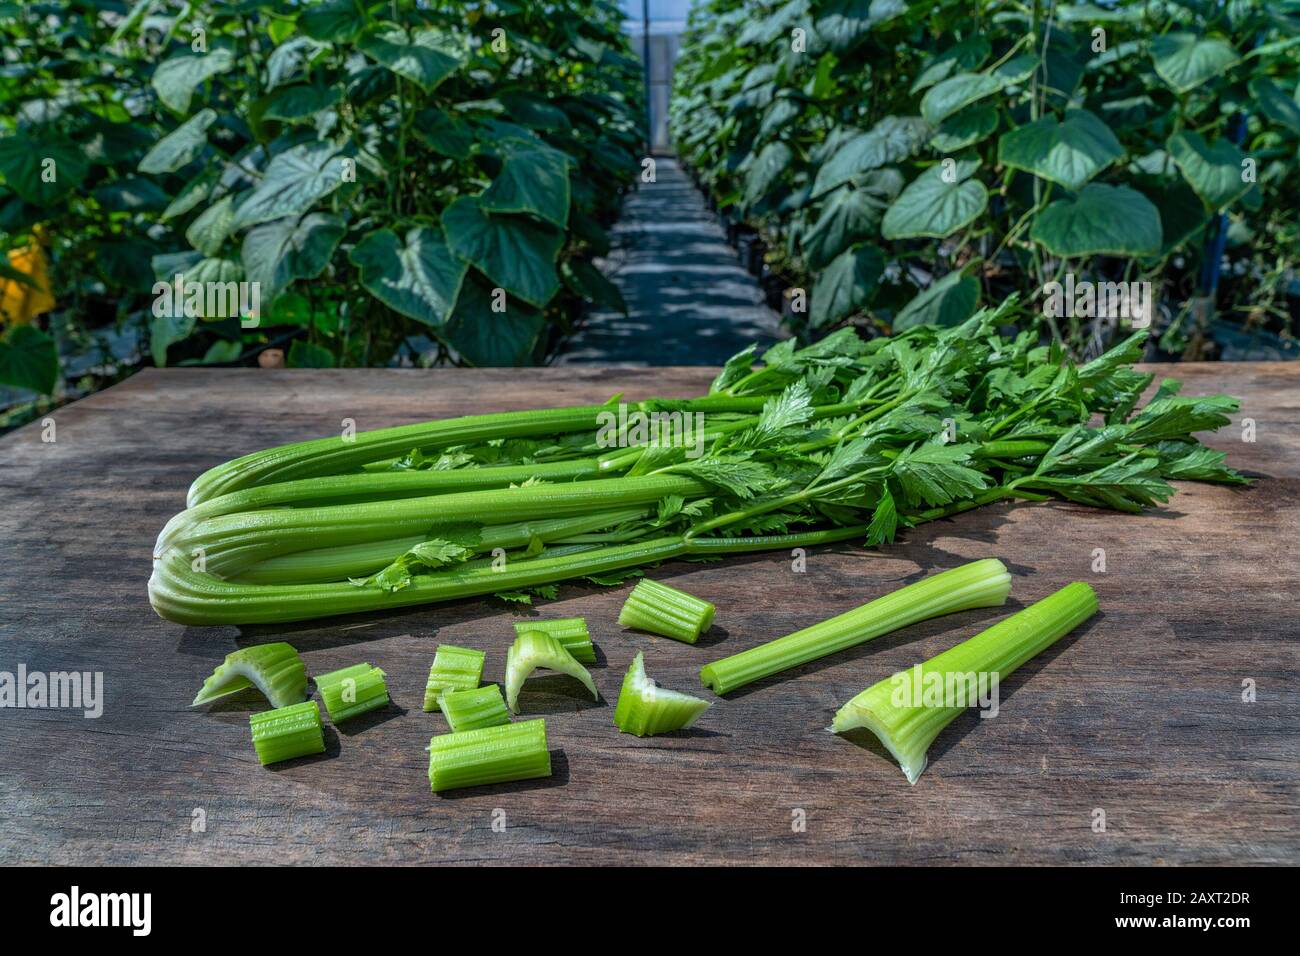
[439,685,510,732]
[511,617,596,664]
[618,578,715,644]
[315,662,388,723]
[192,642,307,708]
[504,631,597,714]
[249,700,325,765]
[423,644,485,712]
[427,718,551,792]
[832,582,1098,783]
[614,652,711,736]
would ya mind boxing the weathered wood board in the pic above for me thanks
[1,363,1296,865]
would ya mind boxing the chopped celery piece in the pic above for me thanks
[249,700,325,766]
[439,685,510,732]
[427,718,551,792]
[832,582,1098,784]
[617,578,715,644]
[511,617,596,664]
[192,642,307,708]
[315,662,389,723]
[423,644,485,712]
[614,652,711,736]
[504,630,598,714]
[699,558,1012,695]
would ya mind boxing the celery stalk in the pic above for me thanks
[249,700,325,765]
[315,663,389,723]
[614,652,711,736]
[617,579,715,644]
[504,631,598,714]
[192,642,307,708]
[831,582,1098,783]
[699,559,1013,695]
[439,685,510,732]
[427,718,551,792]
[511,618,596,664]
[423,645,485,712]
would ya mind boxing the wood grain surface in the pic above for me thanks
[0,363,1296,865]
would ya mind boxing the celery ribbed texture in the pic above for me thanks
[512,618,596,664]
[699,559,1013,694]
[315,663,389,723]
[614,652,711,736]
[423,645,484,712]
[831,582,1098,783]
[192,642,307,708]
[618,579,716,644]
[249,700,325,765]
[505,631,597,714]
[439,685,510,732]
[427,718,551,792]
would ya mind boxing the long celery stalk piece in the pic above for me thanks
[831,582,1098,783]
[512,618,596,664]
[427,718,551,792]
[192,642,307,708]
[249,701,325,765]
[423,645,485,712]
[698,559,1013,695]
[504,631,598,714]
[315,663,389,723]
[618,579,715,644]
[439,685,510,732]
[614,652,711,736]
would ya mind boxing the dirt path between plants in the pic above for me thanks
[555,156,783,366]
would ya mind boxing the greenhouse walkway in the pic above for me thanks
[555,156,782,366]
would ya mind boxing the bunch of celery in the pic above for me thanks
[150,299,1243,626]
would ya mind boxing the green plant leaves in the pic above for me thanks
[350,226,467,328]
[300,0,367,43]
[152,48,235,113]
[802,171,901,268]
[561,258,627,315]
[287,340,335,368]
[186,194,235,256]
[920,72,1003,125]
[481,142,572,228]
[812,116,929,197]
[262,82,340,121]
[882,158,987,239]
[444,276,547,367]
[1150,33,1239,94]
[929,103,998,152]
[894,269,980,330]
[743,141,793,206]
[359,28,461,92]
[0,323,58,394]
[443,197,563,307]
[997,108,1123,191]
[243,213,345,307]
[814,0,908,53]
[93,177,169,212]
[1249,77,1300,135]
[413,109,474,159]
[911,36,991,93]
[1030,183,1162,257]
[1167,130,1250,210]
[0,135,88,204]
[231,142,346,229]
[811,243,885,327]
[138,109,216,174]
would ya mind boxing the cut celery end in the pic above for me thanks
[617,578,715,644]
[614,652,711,737]
[423,644,485,712]
[505,631,598,714]
[699,558,1012,695]
[315,662,389,723]
[439,685,510,732]
[831,581,1098,783]
[249,700,325,766]
[427,718,551,792]
[193,642,307,709]
[512,618,596,664]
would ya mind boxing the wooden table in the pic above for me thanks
[1,364,1296,865]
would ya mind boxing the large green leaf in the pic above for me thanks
[920,72,1002,125]
[1148,180,1209,255]
[413,109,474,159]
[231,142,345,229]
[443,198,562,307]
[881,158,988,239]
[929,103,999,152]
[93,177,169,212]
[1248,77,1300,136]
[1030,183,1162,256]
[444,276,547,367]
[300,0,367,42]
[149,311,196,367]
[802,170,901,269]
[151,48,235,113]
[1150,33,1239,94]
[0,136,88,204]
[911,37,991,93]
[811,243,885,327]
[893,270,979,330]
[1167,130,1250,210]
[360,28,461,92]
[350,226,468,328]
[481,142,572,228]
[186,194,235,256]
[743,141,793,206]
[138,109,215,174]
[263,82,340,121]
[97,239,157,292]
[0,324,58,394]
[242,212,345,306]
[561,258,627,315]
[812,116,928,197]
[267,36,328,89]
[997,108,1123,190]
[815,0,907,53]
